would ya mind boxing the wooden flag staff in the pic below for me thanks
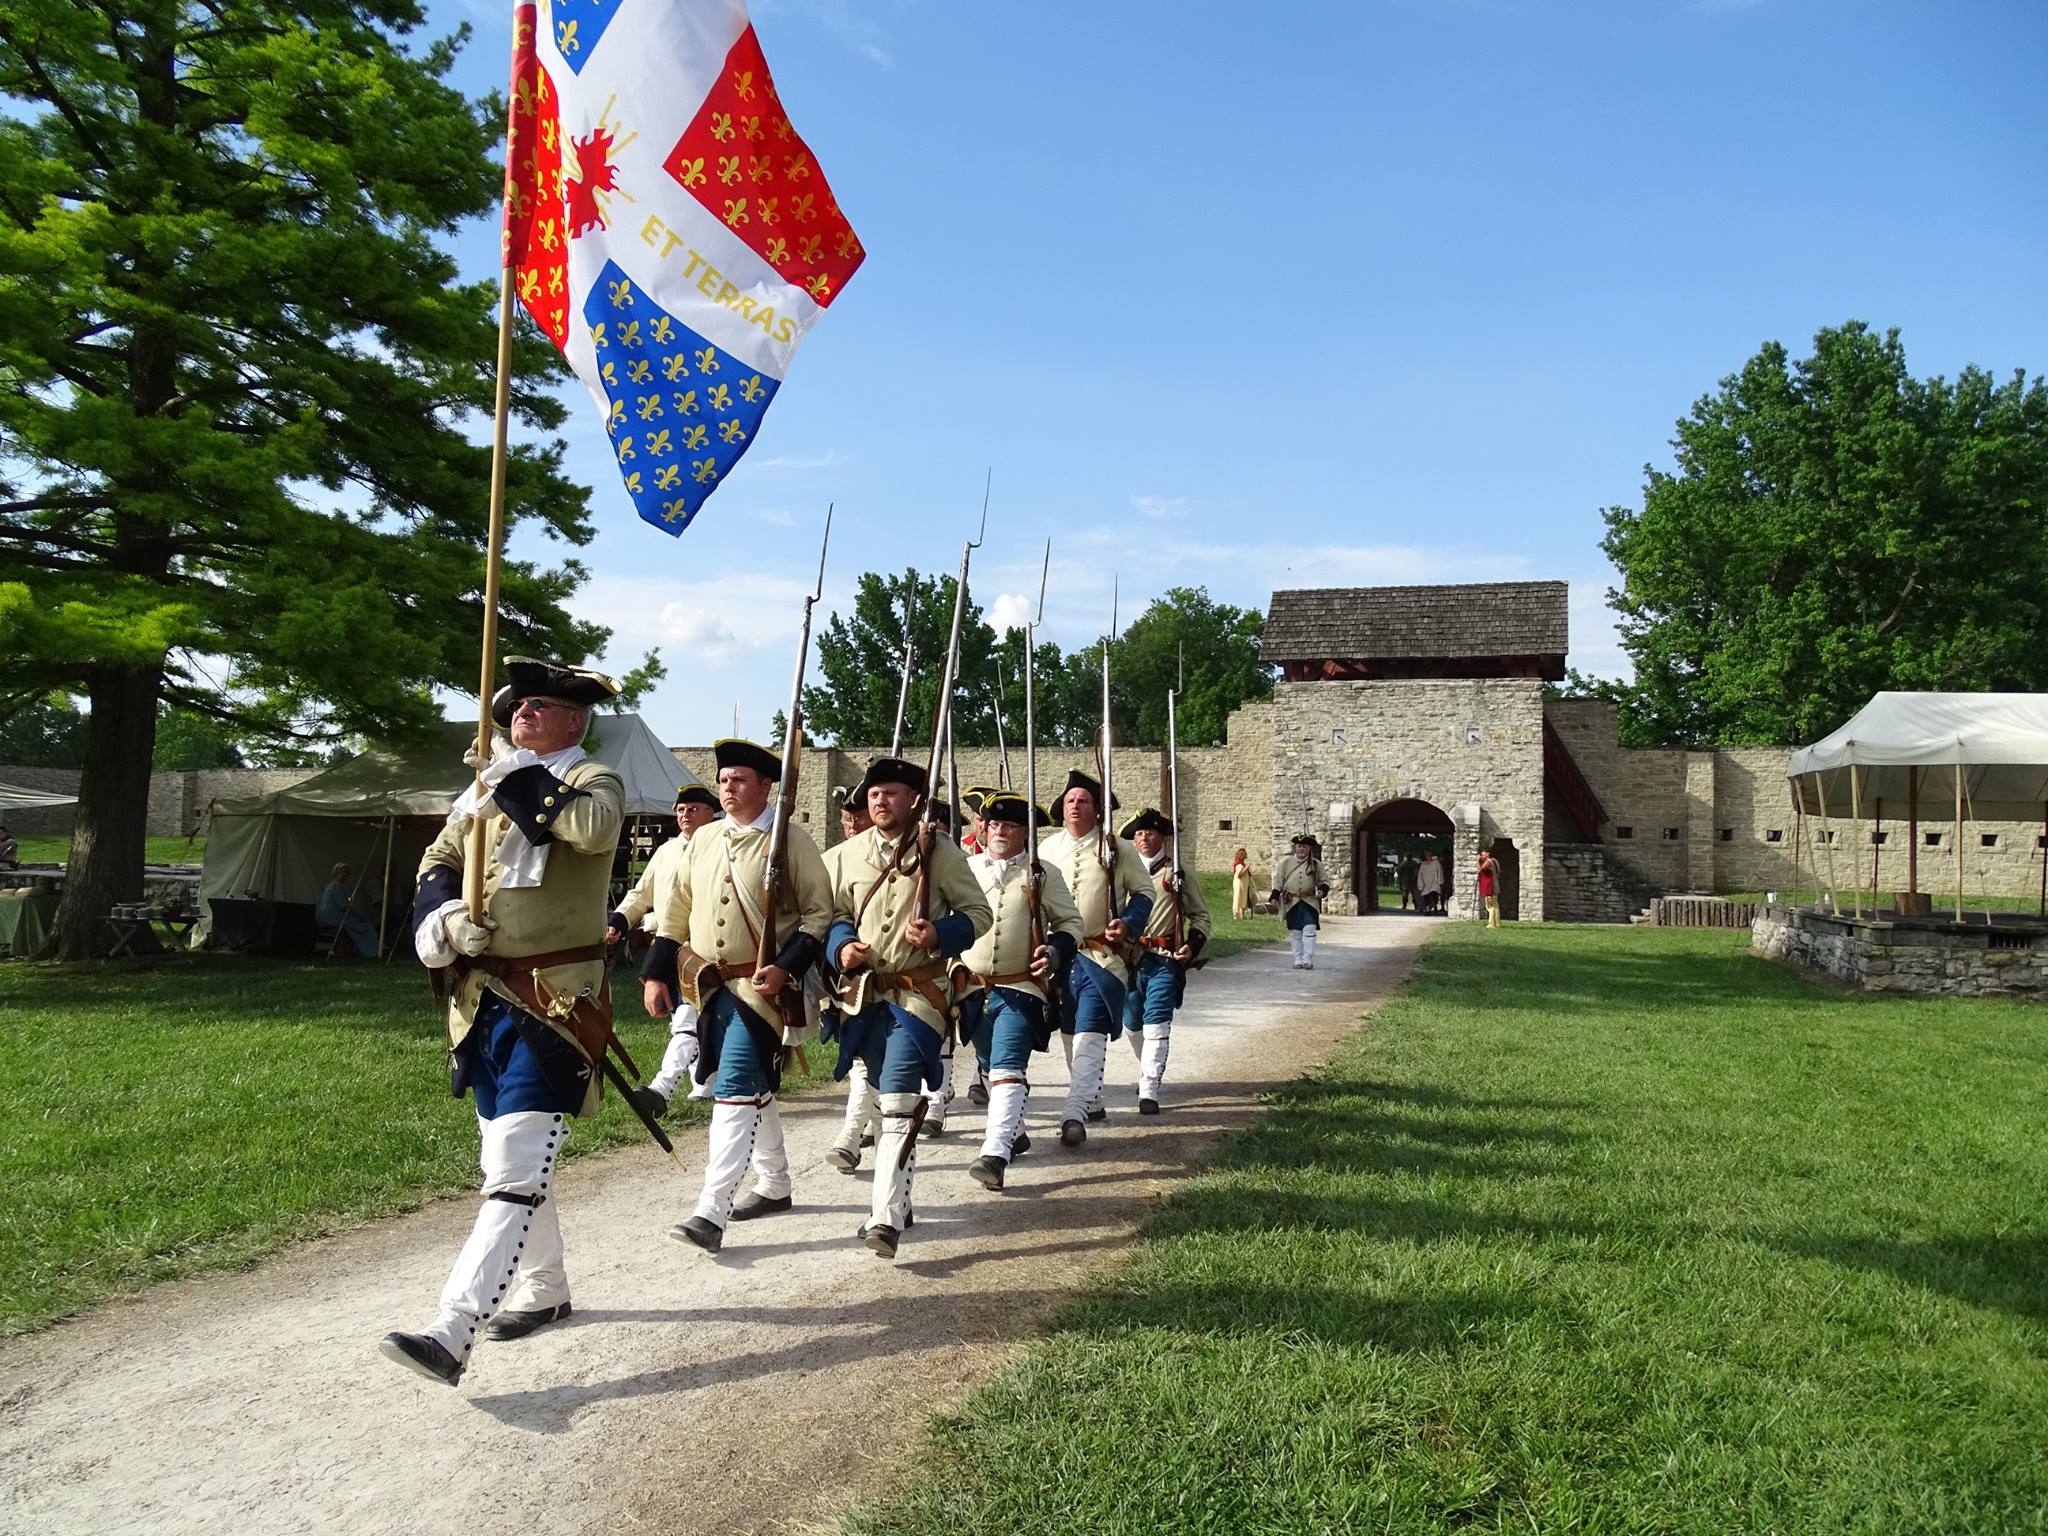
[466,26,528,924]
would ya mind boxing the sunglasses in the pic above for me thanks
[513,697,577,714]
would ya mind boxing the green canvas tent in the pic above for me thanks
[194,715,697,950]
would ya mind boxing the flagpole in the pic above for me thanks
[467,24,527,924]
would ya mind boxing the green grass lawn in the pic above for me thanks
[0,955,831,1335]
[12,834,207,865]
[1196,870,1285,961]
[847,924,2048,1535]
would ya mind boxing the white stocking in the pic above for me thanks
[1138,1020,1171,1101]
[923,1053,955,1128]
[749,1095,791,1199]
[1062,1031,1108,1125]
[693,1097,763,1227]
[648,1003,700,1100]
[835,1057,878,1156]
[424,1111,565,1359]
[1302,926,1318,966]
[1289,929,1305,965]
[980,1075,1029,1159]
[871,1091,919,1229]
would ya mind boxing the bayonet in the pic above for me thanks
[888,583,916,758]
[992,655,1012,790]
[916,476,987,917]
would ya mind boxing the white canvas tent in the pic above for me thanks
[0,781,78,812]
[195,715,696,950]
[1785,692,2048,919]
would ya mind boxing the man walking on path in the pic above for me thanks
[609,784,720,1113]
[382,657,622,1386]
[1120,808,1209,1114]
[1417,849,1445,915]
[1274,833,1327,969]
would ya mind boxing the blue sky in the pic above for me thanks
[427,0,2048,746]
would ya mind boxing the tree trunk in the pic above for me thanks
[45,662,165,959]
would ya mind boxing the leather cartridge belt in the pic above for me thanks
[467,943,607,979]
[673,945,756,1010]
[951,963,1035,995]
[868,963,952,1020]
[1139,935,1181,952]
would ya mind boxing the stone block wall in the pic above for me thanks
[2,765,321,839]
[1543,844,1659,923]
[0,767,83,835]
[1271,678,1547,920]
[1753,903,2046,998]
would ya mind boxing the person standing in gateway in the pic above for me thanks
[1273,833,1327,970]
[1477,846,1501,929]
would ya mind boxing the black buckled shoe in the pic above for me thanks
[919,1116,947,1139]
[828,1142,861,1172]
[729,1190,792,1221]
[862,1222,900,1259]
[485,1301,571,1341]
[855,1211,912,1240]
[1086,1106,1107,1123]
[968,1079,990,1107]
[968,1155,1006,1190]
[628,1085,670,1120]
[1138,1097,1160,1116]
[671,1215,723,1254]
[1011,1130,1031,1157]
[1060,1119,1086,1147]
[379,1331,463,1386]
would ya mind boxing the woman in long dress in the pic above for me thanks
[1230,847,1250,920]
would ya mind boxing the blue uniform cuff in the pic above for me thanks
[825,919,861,975]
[933,911,976,958]
[774,930,820,980]
[1185,928,1207,958]
[1048,930,1078,967]
[494,763,585,847]
[641,935,680,990]
[1121,891,1154,931]
[413,863,459,936]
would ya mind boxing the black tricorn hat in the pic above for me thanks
[855,755,929,801]
[979,791,1032,825]
[1119,807,1176,839]
[961,784,997,817]
[676,784,719,810]
[713,738,782,782]
[491,656,622,727]
[1060,769,1121,814]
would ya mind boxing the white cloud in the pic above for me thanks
[1131,493,1187,521]
[988,592,1031,635]
[754,507,796,527]
[741,449,850,474]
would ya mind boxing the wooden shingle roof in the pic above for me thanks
[1261,581,1569,662]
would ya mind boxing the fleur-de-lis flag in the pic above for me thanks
[504,0,865,535]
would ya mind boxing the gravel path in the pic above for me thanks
[0,917,1431,1536]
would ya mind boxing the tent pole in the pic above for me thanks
[378,814,396,960]
[1871,797,1882,910]
[1849,766,1863,920]
[1953,757,1964,924]
[1789,799,1803,906]
[2038,804,2045,919]
[1816,771,1839,915]
[1906,768,1919,896]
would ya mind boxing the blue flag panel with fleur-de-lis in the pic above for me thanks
[582,260,779,535]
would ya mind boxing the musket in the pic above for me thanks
[1165,639,1185,952]
[888,584,916,757]
[758,504,831,1052]
[1096,578,1121,933]
[1024,541,1060,1024]
[992,655,1012,790]
[915,478,987,919]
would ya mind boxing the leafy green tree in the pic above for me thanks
[152,706,243,770]
[805,569,1005,750]
[0,694,89,768]
[1108,585,1270,748]
[1598,323,2048,746]
[0,0,601,955]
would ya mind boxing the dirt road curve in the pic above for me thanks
[0,918,1428,1536]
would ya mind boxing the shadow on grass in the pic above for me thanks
[1770,1230,2048,1327]
[1069,1278,1544,1355]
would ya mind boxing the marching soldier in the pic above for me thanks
[822,756,991,1258]
[1036,770,1153,1147]
[823,782,881,1173]
[381,658,623,1387]
[608,783,720,1114]
[641,740,832,1255]
[1274,833,1329,969]
[954,791,1082,1189]
[1119,808,1210,1114]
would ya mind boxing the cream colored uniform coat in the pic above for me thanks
[1037,826,1152,987]
[613,831,693,930]
[959,850,1085,1005]
[1274,854,1327,922]
[1136,846,1213,948]
[419,756,623,1115]
[652,810,833,1036]
[826,826,992,1033]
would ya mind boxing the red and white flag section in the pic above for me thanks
[503,0,864,534]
